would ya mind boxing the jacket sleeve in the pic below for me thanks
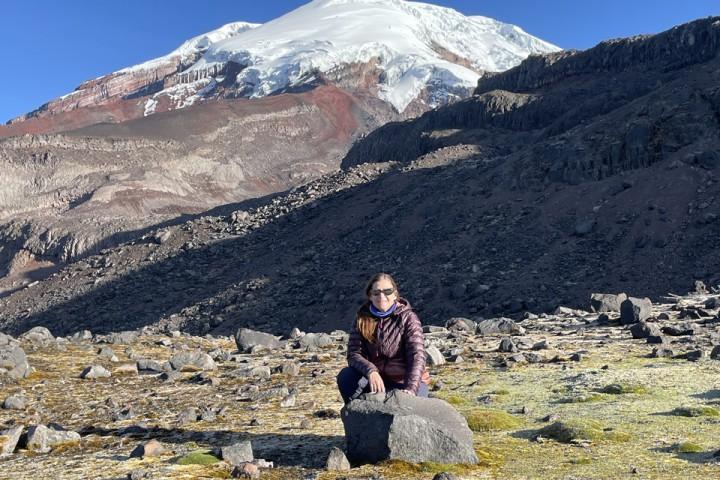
[403,311,426,394]
[347,319,379,378]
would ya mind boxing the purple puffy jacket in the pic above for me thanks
[347,297,428,394]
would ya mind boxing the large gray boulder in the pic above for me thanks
[0,333,32,380]
[590,293,628,313]
[235,328,283,352]
[297,332,334,351]
[26,425,81,453]
[620,297,653,325]
[169,351,216,371]
[18,326,55,347]
[341,391,478,465]
[0,425,23,457]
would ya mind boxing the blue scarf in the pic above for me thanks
[369,301,397,318]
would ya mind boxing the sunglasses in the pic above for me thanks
[370,288,395,297]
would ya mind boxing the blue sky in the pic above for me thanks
[1,0,718,123]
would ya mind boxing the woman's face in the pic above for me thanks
[369,277,397,311]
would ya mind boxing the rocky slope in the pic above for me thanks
[0,0,558,293]
[0,85,388,296]
[1,18,719,338]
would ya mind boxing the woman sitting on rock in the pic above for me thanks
[337,272,429,403]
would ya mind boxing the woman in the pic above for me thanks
[337,272,430,403]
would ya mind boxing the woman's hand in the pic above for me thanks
[368,371,385,394]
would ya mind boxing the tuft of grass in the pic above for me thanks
[569,457,593,465]
[464,409,522,432]
[381,459,476,476]
[443,394,471,406]
[538,419,631,443]
[676,442,704,453]
[672,406,720,417]
[600,383,648,395]
[176,450,221,466]
[492,388,510,395]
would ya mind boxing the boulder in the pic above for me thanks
[169,351,216,371]
[326,447,351,471]
[298,333,334,351]
[80,365,111,379]
[3,394,26,410]
[105,331,140,345]
[445,318,476,333]
[26,425,80,453]
[590,293,628,313]
[19,327,55,347]
[235,328,282,353]
[620,297,652,325]
[0,340,32,379]
[476,318,525,336]
[129,439,165,458]
[0,425,23,457]
[341,391,478,465]
[661,323,696,336]
[425,345,445,366]
[221,441,254,466]
[498,338,518,353]
[629,322,661,339]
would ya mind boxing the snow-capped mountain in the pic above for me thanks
[5,0,559,132]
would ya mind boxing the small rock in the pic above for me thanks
[326,446,351,471]
[280,394,297,408]
[646,335,666,344]
[80,365,111,379]
[177,408,198,425]
[221,441,254,466]
[231,462,260,479]
[281,363,300,376]
[710,345,720,360]
[630,322,661,339]
[651,348,674,358]
[129,439,165,458]
[425,345,445,366]
[432,473,458,480]
[98,346,118,362]
[3,394,27,410]
[682,350,705,362]
[498,338,518,353]
[0,425,23,456]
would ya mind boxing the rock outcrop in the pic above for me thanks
[341,391,478,465]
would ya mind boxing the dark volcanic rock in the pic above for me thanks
[620,298,652,325]
[476,318,525,336]
[341,391,478,465]
[630,322,661,339]
[590,293,628,313]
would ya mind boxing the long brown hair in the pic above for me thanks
[356,272,400,343]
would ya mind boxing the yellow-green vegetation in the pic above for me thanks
[569,457,593,465]
[380,459,476,476]
[538,419,631,443]
[672,406,720,417]
[492,388,510,395]
[176,450,222,465]
[442,394,471,406]
[464,409,522,432]
[599,383,648,394]
[676,442,705,453]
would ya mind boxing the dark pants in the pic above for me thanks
[336,366,429,403]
